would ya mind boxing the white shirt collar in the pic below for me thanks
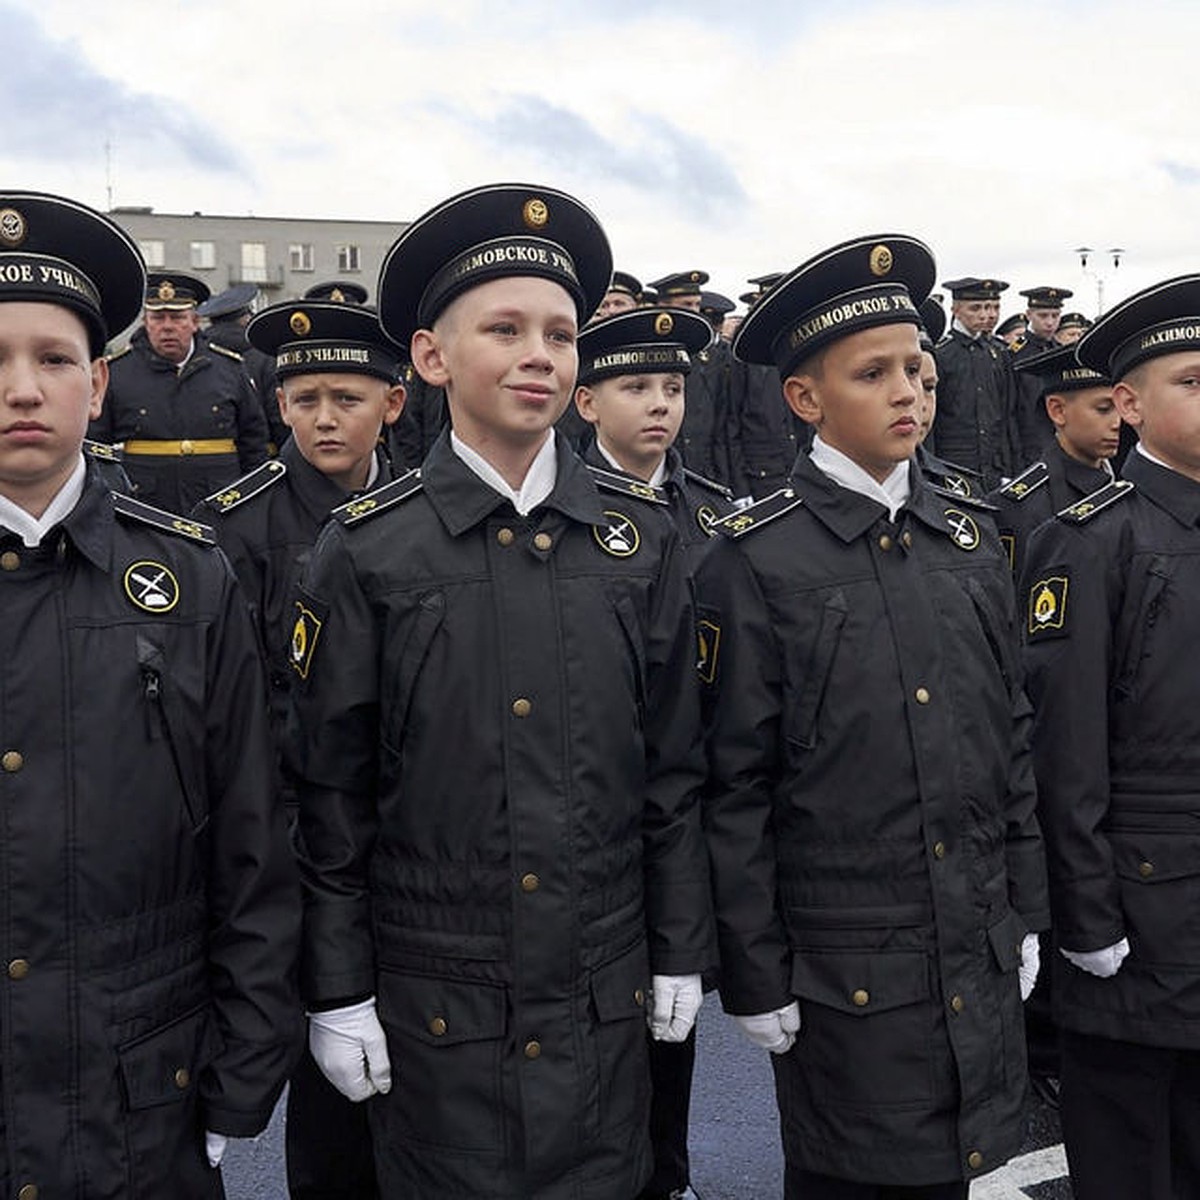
[0,454,88,547]
[809,435,911,520]
[597,438,667,488]
[450,430,558,516]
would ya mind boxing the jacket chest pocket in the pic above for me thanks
[382,592,445,748]
[1114,557,1172,699]
[783,592,847,755]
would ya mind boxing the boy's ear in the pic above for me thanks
[574,385,600,426]
[1044,392,1068,429]
[410,328,449,388]
[382,382,406,426]
[1112,379,1142,429]
[87,357,109,422]
[783,373,821,425]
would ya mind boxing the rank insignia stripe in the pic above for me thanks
[290,600,324,680]
[123,560,180,614]
[332,468,423,526]
[1057,479,1134,523]
[594,510,641,557]
[111,493,215,544]
[203,460,287,512]
[1000,461,1049,501]
[697,618,721,684]
[1028,575,1069,636]
[585,464,669,504]
[711,488,804,538]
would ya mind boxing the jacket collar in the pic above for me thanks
[1122,445,1200,528]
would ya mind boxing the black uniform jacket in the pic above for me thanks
[989,444,1112,581]
[678,339,733,486]
[0,467,301,1198]
[727,358,807,500]
[696,452,1048,1186]
[92,327,269,513]
[200,324,286,453]
[1008,333,1059,464]
[287,431,711,1198]
[915,443,985,500]
[1022,450,1200,1050]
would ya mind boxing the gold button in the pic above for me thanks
[878,535,892,551]
[512,698,532,718]
[180,439,194,455]
[18,1185,38,1200]
[520,873,540,893]
[950,994,964,1014]
[902,531,913,548]
[851,989,869,1007]
[1139,861,1154,878]
[8,959,29,981]
[933,841,946,859]
[534,532,553,551]
[524,1039,541,1060]
[174,1067,190,1089]
[915,687,931,704]
[634,988,645,1007]
[2,750,23,773]
[967,1151,984,1171]
[496,528,515,546]
[0,550,19,571]
[429,1016,448,1037]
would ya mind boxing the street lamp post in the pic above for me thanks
[1073,247,1125,315]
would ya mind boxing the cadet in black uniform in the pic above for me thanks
[990,343,1118,582]
[1008,285,1073,463]
[0,191,299,1197]
[195,299,405,1200]
[288,184,712,1199]
[573,305,730,1200]
[596,269,643,317]
[303,280,369,305]
[931,276,1017,488]
[1022,275,1200,1200]
[91,271,269,512]
[698,235,1048,1199]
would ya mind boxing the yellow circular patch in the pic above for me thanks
[523,197,549,229]
[593,510,640,557]
[123,560,180,613]
[0,208,27,247]
[654,312,674,336]
[696,504,718,536]
[944,508,980,551]
[869,244,893,277]
[290,311,312,336]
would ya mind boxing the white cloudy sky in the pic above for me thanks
[3,0,1197,317]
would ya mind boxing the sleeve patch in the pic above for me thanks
[1028,574,1069,637]
[290,597,325,680]
[697,618,721,685]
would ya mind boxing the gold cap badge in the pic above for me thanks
[329,287,346,303]
[290,311,312,336]
[869,245,893,277]
[654,312,674,336]
[523,197,549,229]
[157,280,176,301]
[0,208,27,247]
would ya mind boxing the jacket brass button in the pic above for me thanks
[524,1039,541,1060]
[915,686,931,704]
[8,959,29,981]
[950,994,964,1014]
[512,698,532,718]
[174,1067,190,1089]
[878,535,893,551]
[634,988,644,1007]
[2,750,23,773]
[967,1150,984,1170]
[533,533,553,551]
[0,550,19,571]
[902,531,913,548]
[496,528,515,546]
[851,989,869,1007]
[429,1016,448,1037]
[520,873,540,893]
[933,841,946,859]
[180,439,195,455]
[1139,861,1154,878]
[18,1185,38,1200]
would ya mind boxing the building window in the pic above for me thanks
[336,244,361,273]
[139,240,165,268]
[289,242,314,272]
[240,242,267,283]
[190,241,215,270]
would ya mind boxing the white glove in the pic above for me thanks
[733,1001,801,1054]
[1018,932,1040,1001]
[1061,937,1130,979]
[648,974,703,1042]
[308,998,393,1102]
[204,1130,228,1168]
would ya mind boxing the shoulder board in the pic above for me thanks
[682,467,734,500]
[83,438,124,463]
[711,488,804,538]
[332,468,423,527]
[1008,335,1027,353]
[935,333,953,348]
[209,342,244,363]
[998,460,1049,501]
[105,344,132,363]
[202,459,287,512]
[1056,478,1135,524]
[586,464,669,505]
[112,493,215,544]
[928,484,997,511]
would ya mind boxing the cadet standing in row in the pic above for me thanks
[1008,285,1073,464]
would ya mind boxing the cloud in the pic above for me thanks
[1,3,243,174]
[1161,161,1200,186]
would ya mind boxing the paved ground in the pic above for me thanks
[222,1000,1073,1198]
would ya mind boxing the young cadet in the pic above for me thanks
[1021,276,1200,1200]
[576,305,733,578]
[697,235,1048,1200]
[990,344,1118,582]
[0,193,300,1195]
[573,306,731,1200]
[287,184,711,1199]
[194,299,405,1200]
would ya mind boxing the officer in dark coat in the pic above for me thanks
[196,299,406,1200]
[1022,276,1200,1200]
[288,184,712,1199]
[197,282,286,452]
[303,280,369,305]
[931,277,1018,489]
[0,191,300,1198]
[1008,285,1073,463]
[91,271,269,512]
[699,235,1048,1198]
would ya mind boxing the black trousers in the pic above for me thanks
[285,1045,380,1200]
[783,1167,967,1200]
[1060,1029,1200,1200]
[636,1027,697,1198]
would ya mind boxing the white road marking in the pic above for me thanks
[971,1143,1070,1198]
